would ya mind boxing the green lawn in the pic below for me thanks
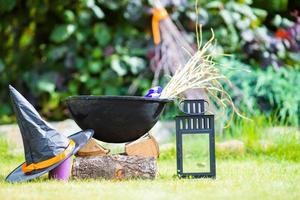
[0,153,299,200]
[1,117,300,200]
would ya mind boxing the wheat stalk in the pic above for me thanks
[160,27,247,120]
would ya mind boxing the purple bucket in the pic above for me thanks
[48,156,72,181]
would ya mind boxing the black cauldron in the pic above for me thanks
[66,96,172,143]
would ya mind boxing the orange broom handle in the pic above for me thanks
[152,8,169,45]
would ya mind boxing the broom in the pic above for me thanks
[159,26,246,122]
[151,0,209,100]
[152,1,246,122]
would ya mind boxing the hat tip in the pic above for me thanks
[8,85,18,96]
[9,85,15,91]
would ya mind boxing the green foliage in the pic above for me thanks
[255,67,300,124]
[0,0,152,123]
[253,0,288,12]
[183,0,268,53]
[50,24,76,43]
[0,0,16,12]
[219,57,300,125]
[0,0,298,124]
[183,0,299,68]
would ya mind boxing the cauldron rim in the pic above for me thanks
[66,95,173,103]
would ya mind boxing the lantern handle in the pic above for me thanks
[178,99,209,115]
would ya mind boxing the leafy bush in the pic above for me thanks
[0,0,299,124]
[177,0,300,68]
[220,57,300,125]
[0,0,153,123]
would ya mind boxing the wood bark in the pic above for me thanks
[72,155,157,180]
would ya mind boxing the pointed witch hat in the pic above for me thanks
[5,85,94,183]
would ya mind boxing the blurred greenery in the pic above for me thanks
[0,0,299,125]
[182,134,210,172]
[218,115,300,162]
[0,0,154,123]
[219,57,300,125]
[159,115,300,162]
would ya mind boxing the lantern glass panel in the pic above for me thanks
[182,133,210,173]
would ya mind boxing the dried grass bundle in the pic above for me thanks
[160,27,216,98]
[152,0,246,121]
[160,27,246,120]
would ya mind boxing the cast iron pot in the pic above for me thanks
[66,96,172,143]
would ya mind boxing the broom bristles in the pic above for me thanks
[160,28,248,121]
[152,1,247,122]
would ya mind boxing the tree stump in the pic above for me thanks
[72,155,157,180]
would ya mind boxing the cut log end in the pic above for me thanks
[125,135,159,158]
[76,138,110,157]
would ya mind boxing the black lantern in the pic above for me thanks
[176,99,216,178]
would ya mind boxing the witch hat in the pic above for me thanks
[6,85,94,183]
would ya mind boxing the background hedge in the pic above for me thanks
[0,0,299,124]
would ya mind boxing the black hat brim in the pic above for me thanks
[5,129,94,183]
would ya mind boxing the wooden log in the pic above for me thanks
[76,138,110,157]
[125,135,159,158]
[72,155,157,180]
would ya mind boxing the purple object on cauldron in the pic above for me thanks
[48,156,72,181]
[145,86,162,98]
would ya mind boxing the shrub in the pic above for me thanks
[220,57,300,125]
[0,0,153,123]
[0,0,299,124]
